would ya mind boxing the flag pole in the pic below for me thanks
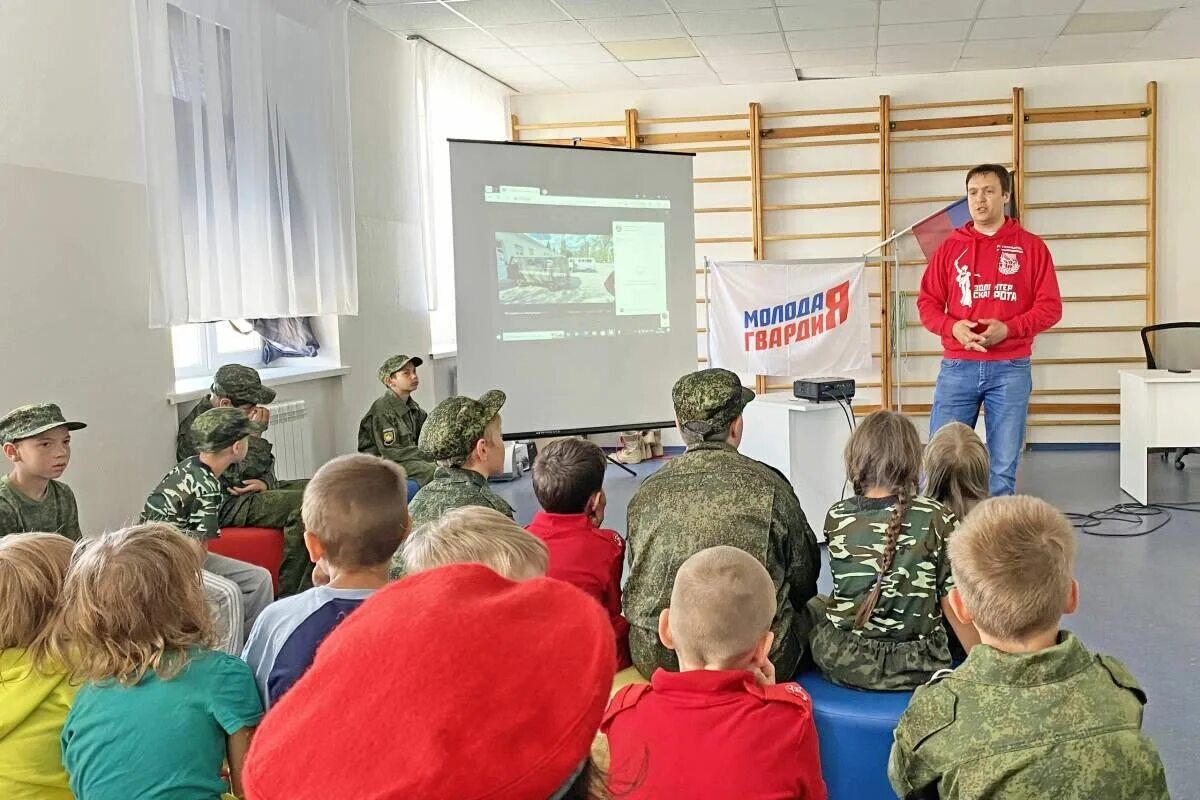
[862,197,968,257]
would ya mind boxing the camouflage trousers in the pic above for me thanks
[628,621,807,680]
[808,596,951,691]
[219,484,310,597]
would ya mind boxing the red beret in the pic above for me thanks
[243,563,617,800]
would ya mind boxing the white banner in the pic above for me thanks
[708,259,871,377]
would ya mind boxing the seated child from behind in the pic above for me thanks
[400,505,547,581]
[47,523,263,800]
[813,411,978,691]
[527,438,631,669]
[890,496,1169,800]
[0,533,76,800]
[923,422,990,522]
[603,545,827,800]
[243,454,410,708]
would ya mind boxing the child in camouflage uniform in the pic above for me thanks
[812,411,978,691]
[357,354,435,496]
[0,404,87,540]
[889,496,1170,799]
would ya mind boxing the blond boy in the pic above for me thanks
[399,506,546,581]
[889,496,1169,800]
[603,546,826,799]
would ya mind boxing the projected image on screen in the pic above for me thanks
[496,233,613,304]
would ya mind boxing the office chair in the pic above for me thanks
[1140,322,1200,470]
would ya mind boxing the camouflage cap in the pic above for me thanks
[418,390,505,462]
[0,403,87,443]
[672,368,755,438]
[378,354,425,384]
[191,407,265,453]
[211,364,276,406]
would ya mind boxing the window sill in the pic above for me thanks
[167,363,351,405]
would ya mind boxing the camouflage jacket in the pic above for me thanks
[0,476,81,540]
[623,441,821,667]
[889,631,1170,800]
[823,494,957,640]
[357,392,435,486]
[408,466,515,529]
[142,456,225,541]
[177,397,277,489]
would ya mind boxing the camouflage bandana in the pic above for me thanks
[191,407,265,453]
[378,354,424,384]
[211,364,276,406]
[418,390,505,462]
[0,403,87,443]
[672,368,755,438]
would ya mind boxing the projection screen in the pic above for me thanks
[449,139,698,438]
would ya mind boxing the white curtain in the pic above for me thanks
[133,0,357,327]
[408,40,510,349]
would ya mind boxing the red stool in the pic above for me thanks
[210,527,285,594]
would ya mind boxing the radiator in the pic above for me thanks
[263,400,314,481]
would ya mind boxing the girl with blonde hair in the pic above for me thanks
[923,421,990,521]
[811,411,978,690]
[45,523,263,800]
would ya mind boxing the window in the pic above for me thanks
[171,321,263,379]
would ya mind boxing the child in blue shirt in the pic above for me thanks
[243,454,410,707]
[44,523,263,800]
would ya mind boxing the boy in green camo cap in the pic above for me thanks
[391,390,513,578]
[0,403,86,540]
[357,355,435,494]
[175,364,308,596]
[144,407,275,653]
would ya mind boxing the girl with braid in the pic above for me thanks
[809,411,979,690]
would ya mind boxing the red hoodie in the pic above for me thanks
[917,217,1062,360]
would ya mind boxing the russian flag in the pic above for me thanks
[912,197,972,262]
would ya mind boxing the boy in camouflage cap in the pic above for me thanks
[393,390,513,577]
[0,403,86,540]
[144,407,274,653]
[357,355,435,493]
[623,368,821,679]
[889,496,1169,800]
[175,364,309,596]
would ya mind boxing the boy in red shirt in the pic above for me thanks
[526,438,631,668]
[603,545,827,800]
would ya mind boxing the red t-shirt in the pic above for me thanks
[525,511,631,669]
[602,669,827,800]
[917,217,1062,360]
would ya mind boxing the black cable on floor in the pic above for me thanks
[1064,502,1186,538]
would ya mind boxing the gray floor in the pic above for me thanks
[494,449,1200,795]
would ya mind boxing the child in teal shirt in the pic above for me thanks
[44,523,263,799]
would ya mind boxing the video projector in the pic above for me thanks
[793,377,856,403]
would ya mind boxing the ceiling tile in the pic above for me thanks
[706,51,795,70]
[488,21,594,46]
[581,14,685,41]
[454,48,533,70]
[877,42,963,63]
[1046,31,1146,54]
[1063,10,1171,34]
[420,27,506,49]
[543,62,643,86]
[604,37,699,59]
[799,64,876,78]
[718,68,799,84]
[626,56,716,75]
[875,60,957,75]
[792,46,878,67]
[1128,32,1200,58]
[979,0,1080,18]
[969,15,1070,39]
[785,26,876,51]
[455,0,570,26]
[678,8,782,35]
[558,0,671,18]
[666,0,773,10]
[878,20,972,45]
[639,73,722,88]
[515,43,618,64]
[962,37,1053,57]
[359,3,472,31]
[878,0,982,26]
[692,33,788,55]
[1156,7,1200,32]
[955,53,1039,70]
[1078,0,1179,10]
[778,2,878,30]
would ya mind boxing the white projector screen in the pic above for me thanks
[449,139,698,438]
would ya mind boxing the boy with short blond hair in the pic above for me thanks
[603,546,827,799]
[0,404,86,540]
[399,506,547,581]
[889,496,1169,800]
[243,453,410,706]
[527,437,630,668]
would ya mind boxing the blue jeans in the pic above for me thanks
[407,479,420,502]
[929,357,1032,497]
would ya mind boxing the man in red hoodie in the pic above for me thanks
[918,165,1062,496]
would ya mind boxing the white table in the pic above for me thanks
[1119,369,1200,504]
[738,394,853,537]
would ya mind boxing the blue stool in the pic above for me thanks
[796,671,913,800]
